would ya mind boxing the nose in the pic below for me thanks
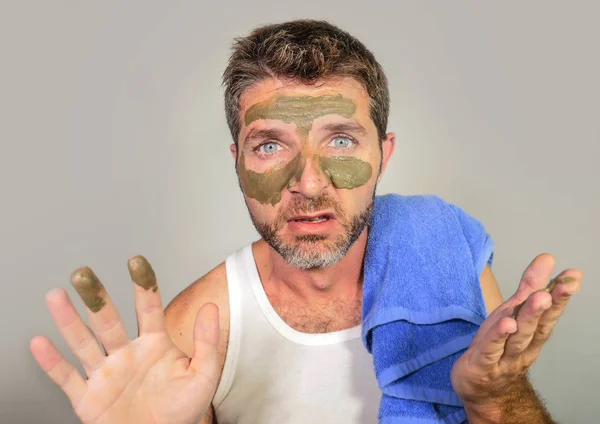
[287,155,329,198]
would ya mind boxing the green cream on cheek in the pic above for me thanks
[239,152,372,205]
[319,156,372,189]
[239,152,305,206]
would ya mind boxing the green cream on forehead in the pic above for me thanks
[244,94,357,136]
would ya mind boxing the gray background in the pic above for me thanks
[1,1,598,423]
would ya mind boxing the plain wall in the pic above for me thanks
[1,1,598,423]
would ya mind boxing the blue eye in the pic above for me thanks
[330,136,354,148]
[259,142,280,154]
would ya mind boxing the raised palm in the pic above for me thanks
[30,256,219,424]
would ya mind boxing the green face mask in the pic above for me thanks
[239,94,374,205]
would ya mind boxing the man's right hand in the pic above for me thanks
[30,256,220,424]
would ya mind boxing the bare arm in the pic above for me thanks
[463,374,554,423]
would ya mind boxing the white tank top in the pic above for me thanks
[212,244,381,424]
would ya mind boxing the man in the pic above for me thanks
[30,20,582,424]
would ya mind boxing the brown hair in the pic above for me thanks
[222,19,390,146]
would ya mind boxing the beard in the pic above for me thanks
[247,191,375,270]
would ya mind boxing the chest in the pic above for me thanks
[267,293,362,333]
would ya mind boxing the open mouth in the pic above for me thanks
[288,213,335,223]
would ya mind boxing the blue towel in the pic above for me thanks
[362,194,495,423]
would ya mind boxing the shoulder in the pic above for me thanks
[165,261,230,362]
[375,194,500,313]
[371,194,456,227]
[374,193,446,212]
[372,193,485,235]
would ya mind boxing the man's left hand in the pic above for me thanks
[450,253,583,406]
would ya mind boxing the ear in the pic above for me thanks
[230,143,238,162]
[377,132,396,182]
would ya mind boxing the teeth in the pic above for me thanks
[297,216,327,223]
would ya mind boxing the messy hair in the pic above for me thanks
[222,19,390,146]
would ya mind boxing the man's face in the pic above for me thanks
[233,77,394,269]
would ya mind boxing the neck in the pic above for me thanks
[253,230,368,307]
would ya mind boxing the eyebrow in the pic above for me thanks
[243,128,288,146]
[243,121,368,146]
[319,122,368,136]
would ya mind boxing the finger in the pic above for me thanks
[30,335,87,406]
[71,267,129,354]
[545,271,582,299]
[515,253,555,298]
[502,290,552,361]
[472,316,517,369]
[527,270,583,355]
[46,288,105,374]
[189,303,221,389]
[128,255,166,334]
